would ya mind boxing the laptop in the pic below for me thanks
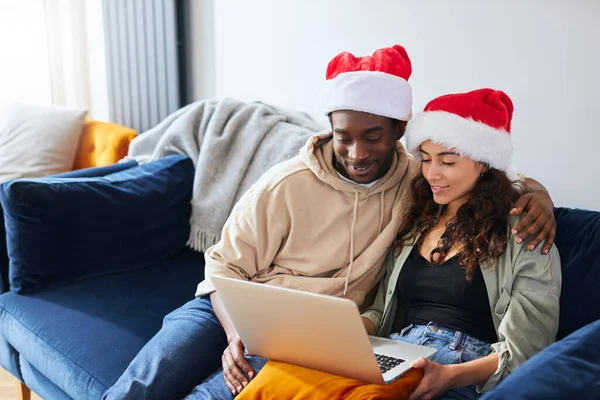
[211,276,437,385]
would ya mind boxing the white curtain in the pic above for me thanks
[44,0,109,119]
[0,0,52,109]
[0,0,109,119]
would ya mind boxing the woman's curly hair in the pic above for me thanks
[395,168,523,280]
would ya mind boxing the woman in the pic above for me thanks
[361,88,562,399]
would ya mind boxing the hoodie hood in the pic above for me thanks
[299,130,410,198]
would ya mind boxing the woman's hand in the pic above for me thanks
[408,358,456,400]
[222,334,255,396]
[409,352,499,399]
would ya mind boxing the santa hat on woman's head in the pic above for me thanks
[321,44,413,121]
[405,88,515,172]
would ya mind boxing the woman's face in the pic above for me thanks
[419,140,487,210]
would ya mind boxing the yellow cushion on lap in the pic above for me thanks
[237,360,423,400]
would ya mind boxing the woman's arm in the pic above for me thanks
[447,352,499,387]
[479,239,561,393]
[408,353,499,400]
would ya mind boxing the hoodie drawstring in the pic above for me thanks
[378,190,385,234]
[344,189,360,296]
[343,189,387,296]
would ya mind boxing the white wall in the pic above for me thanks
[200,0,600,210]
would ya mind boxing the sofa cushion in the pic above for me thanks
[0,248,205,400]
[72,120,138,170]
[0,103,87,182]
[553,207,600,339]
[51,160,138,179]
[0,154,194,293]
[0,161,138,295]
[480,319,600,400]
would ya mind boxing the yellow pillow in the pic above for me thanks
[72,120,137,170]
[237,360,423,400]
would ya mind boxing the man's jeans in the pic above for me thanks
[103,296,228,400]
[184,356,269,400]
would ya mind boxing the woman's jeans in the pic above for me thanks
[390,323,493,399]
[186,321,492,400]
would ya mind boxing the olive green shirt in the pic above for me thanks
[362,216,562,393]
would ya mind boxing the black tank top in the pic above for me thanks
[397,246,498,344]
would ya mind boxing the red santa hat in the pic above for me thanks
[405,88,514,172]
[321,44,413,121]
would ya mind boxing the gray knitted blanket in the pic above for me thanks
[125,98,324,252]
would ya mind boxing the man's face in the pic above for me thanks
[330,110,404,184]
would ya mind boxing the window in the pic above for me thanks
[0,0,52,109]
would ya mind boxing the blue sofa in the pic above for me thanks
[0,155,599,399]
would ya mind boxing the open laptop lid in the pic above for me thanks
[211,276,385,383]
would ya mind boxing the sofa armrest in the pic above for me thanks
[0,155,194,293]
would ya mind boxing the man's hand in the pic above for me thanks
[222,334,255,396]
[510,190,556,254]
[408,358,455,400]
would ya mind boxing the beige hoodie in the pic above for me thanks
[196,131,419,307]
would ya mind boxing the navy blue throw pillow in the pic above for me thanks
[553,207,600,339]
[0,155,194,293]
[481,319,600,400]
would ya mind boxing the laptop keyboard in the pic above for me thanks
[374,353,405,374]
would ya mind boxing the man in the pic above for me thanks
[104,44,555,400]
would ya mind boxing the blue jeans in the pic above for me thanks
[185,322,491,400]
[390,323,493,399]
[102,296,228,400]
[185,356,269,399]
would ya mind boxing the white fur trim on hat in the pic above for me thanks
[321,70,413,121]
[405,111,514,171]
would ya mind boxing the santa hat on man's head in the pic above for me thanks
[321,44,413,121]
[405,88,515,172]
